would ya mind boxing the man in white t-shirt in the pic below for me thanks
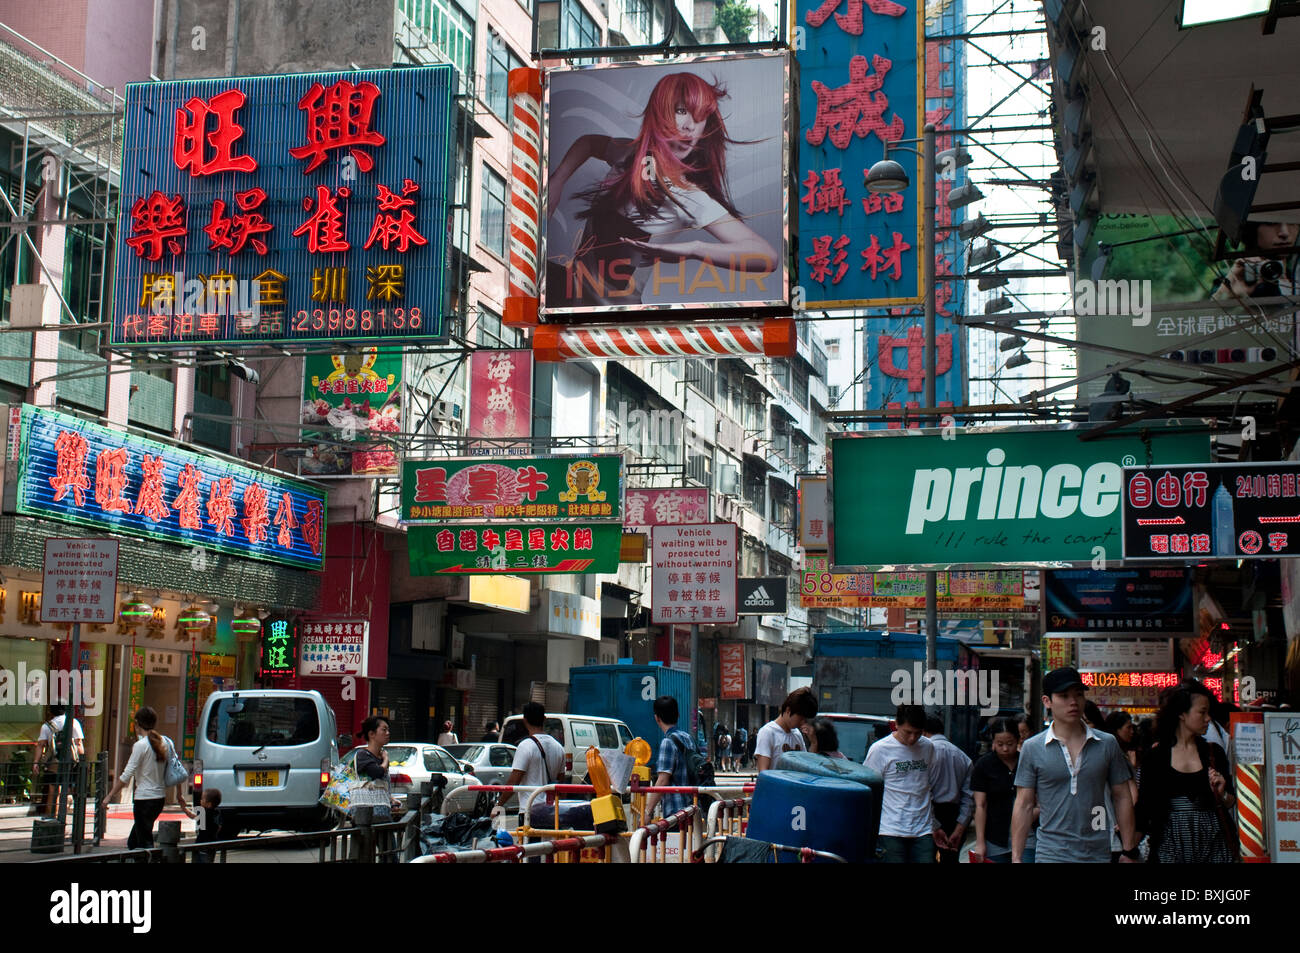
[34,706,85,816]
[506,702,565,816]
[754,687,818,773]
[865,705,944,863]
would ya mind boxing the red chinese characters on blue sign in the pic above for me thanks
[112,68,455,347]
[16,405,326,571]
[795,0,922,306]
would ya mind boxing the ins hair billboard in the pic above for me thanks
[542,53,791,316]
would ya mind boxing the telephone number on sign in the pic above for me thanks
[293,307,423,333]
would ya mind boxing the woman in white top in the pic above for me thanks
[106,706,193,850]
[436,721,459,747]
[547,71,777,307]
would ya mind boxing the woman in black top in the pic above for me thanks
[355,715,391,781]
[971,718,1035,863]
[1137,682,1236,863]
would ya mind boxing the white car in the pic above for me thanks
[443,743,518,785]
[342,743,478,811]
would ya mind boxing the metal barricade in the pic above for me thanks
[705,795,751,841]
[627,804,702,863]
[693,835,848,864]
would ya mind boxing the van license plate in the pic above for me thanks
[244,770,279,787]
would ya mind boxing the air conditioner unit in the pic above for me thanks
[435,400,462,420]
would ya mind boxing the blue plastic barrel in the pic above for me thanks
[746,770,874,863]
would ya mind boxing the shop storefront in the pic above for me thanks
[0,404,324,788]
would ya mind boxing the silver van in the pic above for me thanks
[500,713,634,783]
[194,689,338,832]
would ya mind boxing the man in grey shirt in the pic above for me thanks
[1012,667,1137,863]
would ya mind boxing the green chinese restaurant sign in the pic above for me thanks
[408,523,622,574]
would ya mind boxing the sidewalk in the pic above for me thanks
[0,804,319,863]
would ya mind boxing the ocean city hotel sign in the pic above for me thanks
[111,67,456,347]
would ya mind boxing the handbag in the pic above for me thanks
[164,738,188,787]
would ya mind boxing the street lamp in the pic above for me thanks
[865,123,946,672]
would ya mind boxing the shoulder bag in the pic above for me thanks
[163,737,189,787]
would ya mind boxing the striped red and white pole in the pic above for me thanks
[1236,761,1270,862]
[533,318,796,362]
[505,67,542,328]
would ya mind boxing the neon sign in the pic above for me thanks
[259,619,298,677]
[112,67,455,347]
[16,405,326,571]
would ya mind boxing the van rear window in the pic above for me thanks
[206,697,319,747]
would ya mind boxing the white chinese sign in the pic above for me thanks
[1076,639,1172,672]
[299,620,369,676]
[798,477,828,551]
[652,522,738,625]
[41,538,118,624]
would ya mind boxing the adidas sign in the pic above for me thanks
[744,586,775,609]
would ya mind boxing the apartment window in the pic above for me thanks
[486,30,524,124]
[563,0,600,59]
[623,0,651,37]
[687,452,711,488]
[477,305,519,348]
[683,358,715,400]
[479,164,508,258]
[400,0,474,76]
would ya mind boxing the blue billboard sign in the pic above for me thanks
[793,0,924,307]
[863,0,968,426]
[111,67,456,348]
[16,405,326,571]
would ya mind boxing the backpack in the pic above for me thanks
[43,719,79,766]
[670,732,714,787]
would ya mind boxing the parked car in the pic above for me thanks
[443,743,517,785]
[499,713,634,783]
[194,689,338,833]
[341,743,477,811]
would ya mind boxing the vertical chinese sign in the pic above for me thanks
[260,618,298,678]
[719,643,748,700]
[794,0,924,307]
[300,347,402,476]
[468,349,533,454]
[111,67,455,347]
[862,0,967,428]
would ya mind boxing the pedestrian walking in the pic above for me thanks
[1136,681,1237,863]
[865,705,944,863]
[718,729,732,772]
[505,702,565,808]
[754,688,818,773]
[644,695,696,820]
[1011,668,1138,863]
[106,707,193,850]
[971,718,1035,863]
[481,721,501,743]
[437,721,459,746]
[732,725,747,770]
[924,715,974,864]
[33,704,85,816]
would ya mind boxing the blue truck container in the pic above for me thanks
[567,664,692,748]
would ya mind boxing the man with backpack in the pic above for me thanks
[644,695,709,819]
[33,705,84,816]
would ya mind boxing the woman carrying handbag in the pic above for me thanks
[106,707,194,850]
[1136,682,1237,863]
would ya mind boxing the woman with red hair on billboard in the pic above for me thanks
[547,71,777,307]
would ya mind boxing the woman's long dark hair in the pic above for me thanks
[1155,681,1215,746]
[136,706,166,762]
[577,72,744,226]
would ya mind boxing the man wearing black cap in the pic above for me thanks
[1010,667,1138,863]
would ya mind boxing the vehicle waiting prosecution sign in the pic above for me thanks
[1121,462,1300,560]
[652,523,738,625]
[41,538,119,624]
[828,427,1210,568]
